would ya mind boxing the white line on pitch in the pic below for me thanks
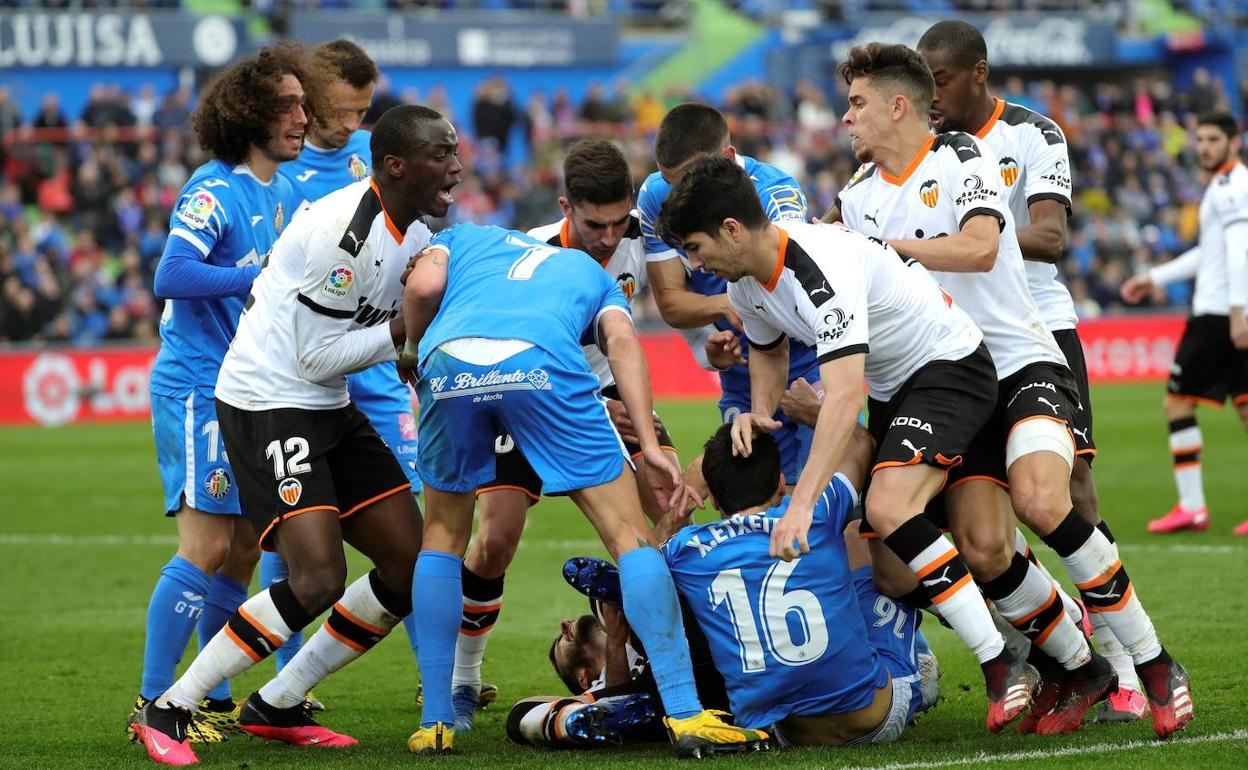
[0,533,178,546]
[1119,543,1240,554]
[837,729,1248,770]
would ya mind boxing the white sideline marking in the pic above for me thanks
[1119,543,1239,555]
[838,729,1248,770]
[0,533,178,546]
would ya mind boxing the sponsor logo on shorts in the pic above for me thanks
[321,264,354,299]
[204,467,232,500]
[919,179,940,208]
[891,416,933,434]
[278,477,303,506]
[430,367,553,401]
[1007,380,1056,408]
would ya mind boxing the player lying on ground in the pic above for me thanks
[509,426,938,749]
[129,104,461,767]
[399,222,769,756]
[447,139,684,731]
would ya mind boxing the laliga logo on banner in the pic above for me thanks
[20,351,152,426]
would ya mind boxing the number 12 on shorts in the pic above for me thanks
[709,559,828,673]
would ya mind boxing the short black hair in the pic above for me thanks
[917,20,988,70]
[702,424,781,515]
[1197,111,1240,140]
[654,103,730,170]
[314,39,380,89]
[655,154,767,248]
[837,42,936,113]
[564,138,632,206]
[370,104,444,170]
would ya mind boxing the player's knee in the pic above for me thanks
[1069,460,1099,521]
[873,564,919,599]
[1163,395,1195,421]
[1007,476,1067,533]
[470,531,519,578]
[958,533,1012,582]
[287,562,347,615]
[177,530,233,574]
[223,534,261,575]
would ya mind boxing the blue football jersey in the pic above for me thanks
[662,475,889,729]
[637,156,817,393]
[280,130,372,208]
[149,161,295,396]
[418,224,630,372]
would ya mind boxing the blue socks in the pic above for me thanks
[141,556,210,701]
[259,550,304,670]
[401,611,420,663]
[198,573,248,702]
[413,551,462,727]
[618,548,701,719]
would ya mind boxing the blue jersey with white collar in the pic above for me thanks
[280,130,372,209]
[661,474,889,729]
[150,160,295,396]
[637,156,817,393]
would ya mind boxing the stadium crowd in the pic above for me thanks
[0,67,1239,345]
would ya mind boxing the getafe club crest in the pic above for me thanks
[204,467,231,500]
[275,202,285,232]
[348,154,369,181]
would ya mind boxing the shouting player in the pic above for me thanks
[267,37,425,701]
[448,138,678,731]
[639,103,821,488]
[830,42,1190,738]
[917,19,1146,723]
[1121,111,1248,536]
[401,222,768,757]
[128,105,461,767]
[656,155,1043,733]
[133,43,308,741]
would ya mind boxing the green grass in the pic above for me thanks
[2,382,1246,769]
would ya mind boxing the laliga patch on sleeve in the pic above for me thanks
[321,263,355,299]
[175,189,219,230]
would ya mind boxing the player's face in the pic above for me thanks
[922,48,979,132]
[264,74,308,162]
[679,226,746,281]
[313,78,374,150]
[1196,125,1233,172]
[406,119,463,218]
[843,78,892,163]
[565,198,633,263]
[551,615,606,689]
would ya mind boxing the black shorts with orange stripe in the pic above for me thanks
[1167,314,1248,408]
[478,389,675,504]
[952,360,1080,487]
[217,400,411,551]
[1053,328,1096,461]
[866,343,997,481]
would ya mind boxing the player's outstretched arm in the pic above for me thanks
[769,353,865,561]
[836,424,876,496]
[888,214,1000,273]
[398,245,449,378]
[646,258,742,330]
[1016,199,1068,264]
[1122,246,1200,304]
[152,238,261,300]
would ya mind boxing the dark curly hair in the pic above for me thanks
[836,42,935,113]
[191,42,316,165]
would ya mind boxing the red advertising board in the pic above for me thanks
[0,316,1189,426]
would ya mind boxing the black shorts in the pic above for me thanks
[1167,315,1248,408]
[1053,328,1096,461]
[866,344,998,477]
[954,361,1080,487]
[477,388,675,504]
[217,401,412,551]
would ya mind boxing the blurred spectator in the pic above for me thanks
[471,76,517,156]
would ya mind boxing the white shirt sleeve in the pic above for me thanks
[809,245,869,364]
[1021,121,1073,210]
[731,283,785,350]
[1148,246,1201,287]
[944,137,1008,232]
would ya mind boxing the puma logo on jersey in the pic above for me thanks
[340,229,366,256]
[901,439,927,456]
[922,566,953,588]
[1037,396,1061,414]
[864,210,879,225]
[1072,427,1089,441]
[295,169,318,182]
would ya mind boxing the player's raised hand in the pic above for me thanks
[705,330,745,370]
[769,503,813,562]
[730,411,782,457]
[397,344,419,386]
[1120,274,1153,304]
[780,377,822,428]
[641,444,692,516]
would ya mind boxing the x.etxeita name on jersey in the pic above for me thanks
[682,514,775,557]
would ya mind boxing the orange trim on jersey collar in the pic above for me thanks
[880,135,937,186]
[975,98,1006,139]
[1216,159,1239,176]
[559,218,571,248]
[763,228,788,292]
[369,179,405,245]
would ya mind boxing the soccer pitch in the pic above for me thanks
[2,382,1246,769]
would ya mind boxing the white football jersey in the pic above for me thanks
[837,132,1064,380]
[216,179,430,410]
[1150,161,1248,316]
[729,221,982,401]
[528,214,647,388]
[975,99,1079,331]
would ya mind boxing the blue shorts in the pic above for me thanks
[151,389,240,516]
[852,566,922,722]
[718,367,819,482]
[347,362,422,494]
[416,345,628,495]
